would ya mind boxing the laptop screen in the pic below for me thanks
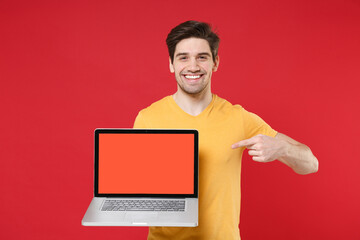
[94,129,198,198]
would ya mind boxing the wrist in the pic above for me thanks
[277,139,291,163]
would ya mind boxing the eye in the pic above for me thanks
[198,55,208,60]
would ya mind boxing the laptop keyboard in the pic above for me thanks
[101,199,186,212]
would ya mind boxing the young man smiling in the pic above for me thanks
[170,37,218,116]
[134,20,318,240]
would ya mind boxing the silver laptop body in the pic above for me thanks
[82,129,199,227]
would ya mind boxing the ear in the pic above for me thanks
[169,57,174,73]
[212,55,220,72]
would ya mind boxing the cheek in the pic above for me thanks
[202,63,215,72]
[172,64,184,73]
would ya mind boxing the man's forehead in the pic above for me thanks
[174,38,212,55]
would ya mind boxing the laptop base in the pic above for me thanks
[82,197,198,227]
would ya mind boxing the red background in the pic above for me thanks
[1,0,359,239]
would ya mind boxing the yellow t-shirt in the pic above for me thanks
[133,94,277,240]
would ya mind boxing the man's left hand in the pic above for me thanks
[231,134,286,163]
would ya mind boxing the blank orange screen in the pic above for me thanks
[98,133,194,194]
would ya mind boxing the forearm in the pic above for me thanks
[277,140,319,175]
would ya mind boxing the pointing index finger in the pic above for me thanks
[231,137,257,149]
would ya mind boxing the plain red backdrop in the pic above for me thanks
[1,0,359,239]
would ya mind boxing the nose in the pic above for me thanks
[188,58,200,72]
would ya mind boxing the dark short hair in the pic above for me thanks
[166,20,220,63]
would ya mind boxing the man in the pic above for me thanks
[134,20,318,240]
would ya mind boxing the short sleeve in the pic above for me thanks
[241,108,277,139]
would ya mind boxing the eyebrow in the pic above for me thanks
[175,52,212,58]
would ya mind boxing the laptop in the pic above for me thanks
[82,128,199,227]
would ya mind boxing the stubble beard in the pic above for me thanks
[175,73,211,96]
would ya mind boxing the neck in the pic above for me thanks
[172,89,213,116]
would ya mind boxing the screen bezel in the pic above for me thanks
[94,128,199,198]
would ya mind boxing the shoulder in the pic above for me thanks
[212,95,245,115]
[137,95,172,116]
[134,96,172,128]
[213,95,276,136]
[212,95,265,121]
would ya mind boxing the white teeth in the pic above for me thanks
[184,75,201,79]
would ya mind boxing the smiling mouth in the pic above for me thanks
[183,74,203,80]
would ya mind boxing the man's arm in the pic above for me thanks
[231,133,318,175]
